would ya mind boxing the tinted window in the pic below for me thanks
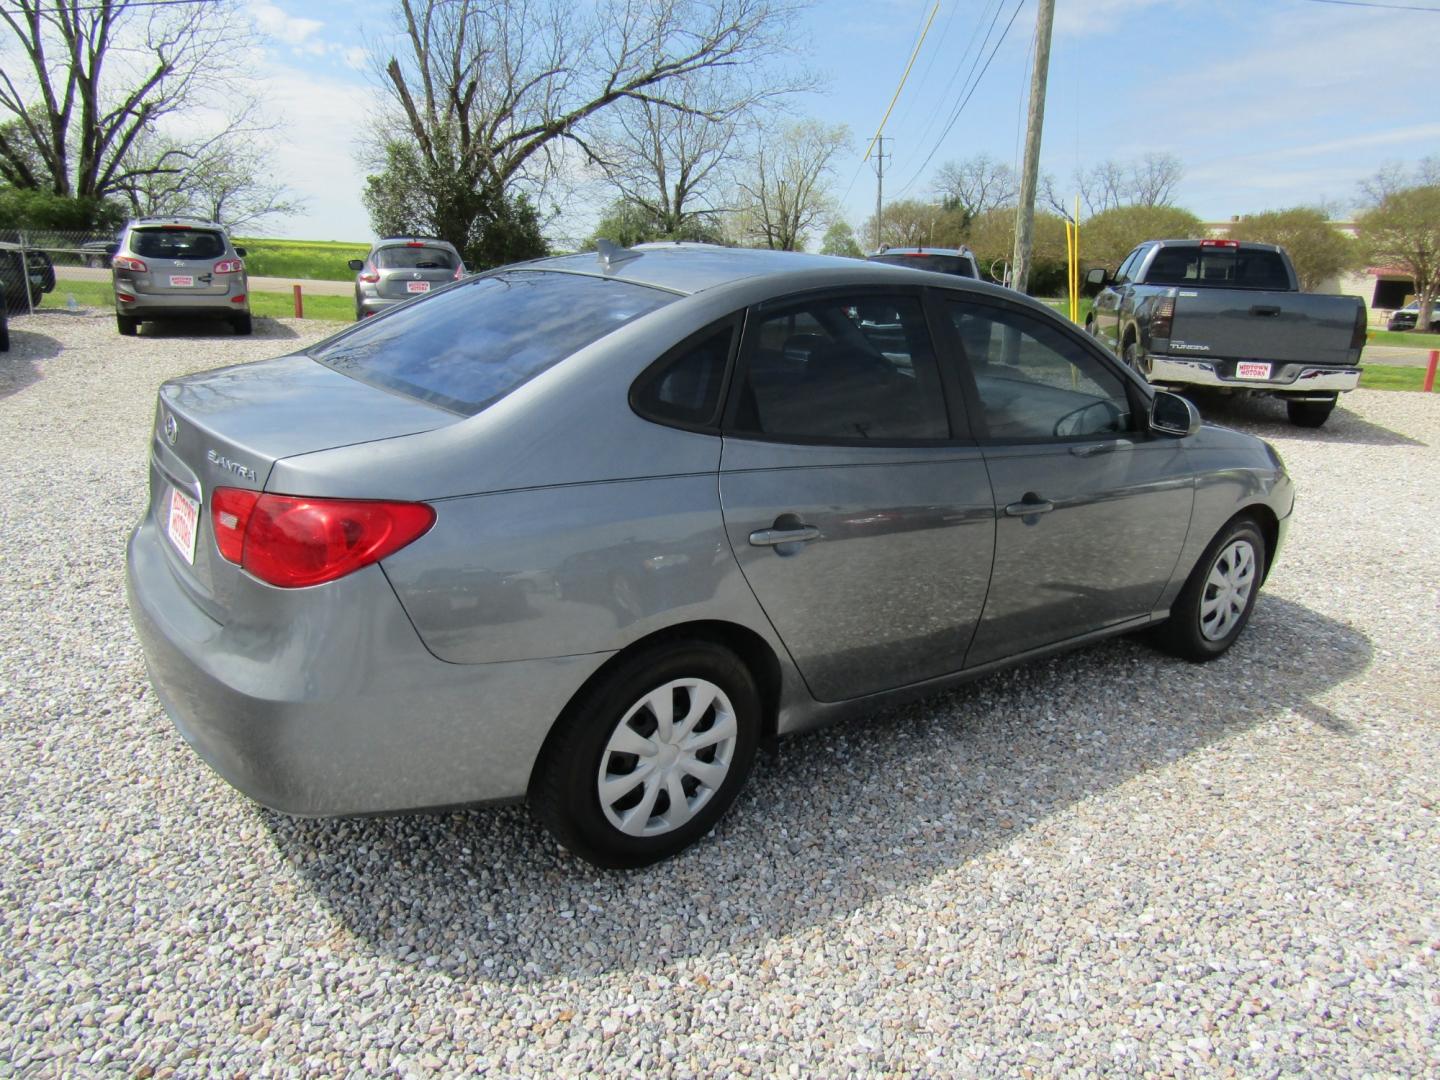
[947,301,1132,440]
[1145,246,1290,289]
[632,325,733,428]
[1114,247,1144,284]
[312,271,674,415]
[130,229,225,260]
[731,294,950,442]
[375,245,459,270]
[869,253,976,278]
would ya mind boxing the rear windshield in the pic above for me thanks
[311,271,675,415]
[375,245,459,270]
[1145,246,1291,290]
[868,253,976,278]
[130,228,225,260]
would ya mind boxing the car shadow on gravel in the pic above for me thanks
[1190,392,1426,448]
[137,317,302,341]
[0,326,62,399]
[263,594,1371,985]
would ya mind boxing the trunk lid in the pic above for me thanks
[375,244,461,301]
[125,226,233,297]
[146,353,455,618]
[1166,288,1365,367]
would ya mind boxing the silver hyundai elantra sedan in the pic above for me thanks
[127,243,1293,867]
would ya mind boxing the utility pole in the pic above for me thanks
[1012,0,1055,294]
[873,135,889,250]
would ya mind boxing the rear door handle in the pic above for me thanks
[1004,495,1054,516]
[1250,305,1281,317]
[749,526,821,546]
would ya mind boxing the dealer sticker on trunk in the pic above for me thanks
[406,280,431,293]
[1236,362,1272,381]
[166,486,200,564]
[169,275,194,287]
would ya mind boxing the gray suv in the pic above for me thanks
[348,237,466,320]
[110,218,251,336]
[868,245,982,279]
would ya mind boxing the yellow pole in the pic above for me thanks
[1072,195,1081,324]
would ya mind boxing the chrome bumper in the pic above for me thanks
[1150,356,1360,397]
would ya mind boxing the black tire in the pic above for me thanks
[232,311,253,336]
[1123,338,1147,376]
[1286,398,1335,428]
[0,314,9,352]
[530,638,762,868]
[116,313,139,337]
[1152,517,1266,662]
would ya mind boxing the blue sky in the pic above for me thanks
[247,0,1440,243]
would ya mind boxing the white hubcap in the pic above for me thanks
[597,678,737,837]
[1200,539,1257,641]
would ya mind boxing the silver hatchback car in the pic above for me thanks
[348,237,466,320]
[127,244,1293,867]
[111,218,251,336]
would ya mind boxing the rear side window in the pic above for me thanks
[631,324,734,429]
[130,229,225,260]
[312,271,675,415]
[1145,246,1291,289]
[375,245,459,270]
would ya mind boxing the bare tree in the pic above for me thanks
[0,0,255,200]
[1128,152,1184,207]
[933,154,1017,217]
[732,120,847,251]
[368,0,806,257]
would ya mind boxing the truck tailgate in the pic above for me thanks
[1167,289,1363,367]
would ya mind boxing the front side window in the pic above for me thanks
[730,294,950,442]
[947,301,1133,440]
[312,271,675,415]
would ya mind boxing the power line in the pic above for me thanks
[862,1,941,162]
[1297,0,1440,11]
[0,0,219,11]
[895,0,1027,197]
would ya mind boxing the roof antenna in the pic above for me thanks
[596,238,643,271]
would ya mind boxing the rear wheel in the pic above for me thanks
[1286,397,1335,428]
[1123,338,1148,377]
[1153,517,1266,662]
[231,311,253,336]
[0,315,9,352]
[530,639,761,868]
[116,313,138,337]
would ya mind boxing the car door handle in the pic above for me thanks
[1071,442,1115,458]
[1004,495,1054,516]
[1250,305,1281,317]
[749,526,821,547]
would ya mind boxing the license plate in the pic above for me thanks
[169,275,194,287]
[166,487,200,564]
[406,280,431,294]
[1235,362,1272,380]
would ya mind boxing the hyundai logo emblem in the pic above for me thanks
[163,412,178,445]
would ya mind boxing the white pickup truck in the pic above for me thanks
[1086,239,1367,427]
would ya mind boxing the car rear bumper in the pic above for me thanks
[357,296,403,318]
[116,289,249,320]
[1150,355,1360,395]
[126,515,611,816]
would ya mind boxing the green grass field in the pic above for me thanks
[44,279,355,322]
[1359,364,1432,392]
[1367,328,1440,349]
[231,237,369,282]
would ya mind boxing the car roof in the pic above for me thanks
[870,247,975,257]
[374,237,458,248]
[524,242,992,297]
[131,218,226,230]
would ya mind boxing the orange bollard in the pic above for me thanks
[292,283,304,319]
[1425,350,1438,394]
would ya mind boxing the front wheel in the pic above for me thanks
[1152,518,1266,662]
[530,639,762,868]
[1286,397,1335,428]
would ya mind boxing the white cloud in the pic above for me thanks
[250,1,324,45]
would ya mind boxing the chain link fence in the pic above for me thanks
[0,227,119,319]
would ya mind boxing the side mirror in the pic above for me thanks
[1149,390,1201,438]
[1083,267,1109,296]
[233,245,247,257]
[347,259,365,272]
[105,243,120,256]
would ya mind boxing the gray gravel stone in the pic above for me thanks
[1,308,1437,1076]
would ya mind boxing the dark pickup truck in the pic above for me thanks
[1085,239,1366,427]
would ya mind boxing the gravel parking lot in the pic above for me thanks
[2,307,1436,1077]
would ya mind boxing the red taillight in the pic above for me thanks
[406,241,425,247]
[452,265,464,281]
[214,258,244,274]
[116,292,136,303]
[210,488,435,588]
[358,263,380,283]
[1153,295,1176,338]
[113,256,147,272]
[1199,239,1239,248]
[1351,305,1367,351]
[230,294,247,303]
